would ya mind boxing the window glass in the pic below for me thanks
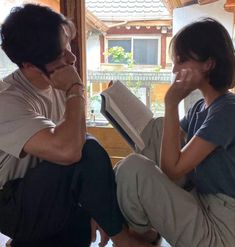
[133,39,158,65]
[107,39,131,63]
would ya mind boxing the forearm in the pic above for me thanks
[48,83,86,163]
[160,104,181,178]
[53,95,86,158]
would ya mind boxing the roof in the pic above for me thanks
[86,0,171,22]
[86,9,109,33]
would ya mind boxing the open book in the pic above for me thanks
[100,80,153,150]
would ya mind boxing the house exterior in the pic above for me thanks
[85,0,174,119]
[86,0,173,70]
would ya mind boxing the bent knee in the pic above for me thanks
[83,136,106,156]
[115,153,158,180]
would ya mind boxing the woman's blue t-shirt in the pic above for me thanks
[181,92,235,198]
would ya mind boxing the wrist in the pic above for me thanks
[165,101,178,111]
[66,94,85,102]
[66,82,84,96]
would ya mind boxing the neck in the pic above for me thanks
[20,67,51,90]
[200,83,228,107]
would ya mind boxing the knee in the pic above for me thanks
[115,153,157,182]
[82,136,112,169]
[83,136,107,157]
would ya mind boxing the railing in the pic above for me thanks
[87,69,172,113]
[87,70,172,85]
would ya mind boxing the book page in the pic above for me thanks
[101,81,153,134]
[103,95,145,150]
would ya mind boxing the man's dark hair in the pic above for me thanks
[170,18,235,91]
[0,4,75,72]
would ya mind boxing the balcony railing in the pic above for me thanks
[87,70,172,86]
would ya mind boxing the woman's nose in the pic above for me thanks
[172,64,179,74]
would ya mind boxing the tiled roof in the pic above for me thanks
[85,0,171,22]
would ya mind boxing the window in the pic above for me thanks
[107,37,160,65]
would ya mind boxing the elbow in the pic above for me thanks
[57,143,84,165]
[161,165,184,181]
[61,150,82,165]
[161,161,180,181]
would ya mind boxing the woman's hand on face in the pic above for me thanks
[165,68,201,107]
[49,65,83,91]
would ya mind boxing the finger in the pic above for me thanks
[184,68,193,82]
[178,68,188,82]
[108,80,113,87]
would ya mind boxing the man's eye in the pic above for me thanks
[57,52,65,59]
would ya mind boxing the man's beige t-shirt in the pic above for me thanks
[0,69,66,188]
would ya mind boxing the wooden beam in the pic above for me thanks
[108,19,172,28]
[86,9,109,33]
[162,0,182,13]
[60,0,87,83]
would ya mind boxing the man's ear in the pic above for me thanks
[202,57,215,72]
[22,63,44,75]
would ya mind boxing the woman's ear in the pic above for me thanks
[202,57,215,72]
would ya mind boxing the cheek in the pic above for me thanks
[46,59,65,73]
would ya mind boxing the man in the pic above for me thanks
[0,4,151,247]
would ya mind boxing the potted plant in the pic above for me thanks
[101,46,134,71]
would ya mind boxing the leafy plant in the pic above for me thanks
[104,46,134,66]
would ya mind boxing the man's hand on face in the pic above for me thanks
[49,65,83,91]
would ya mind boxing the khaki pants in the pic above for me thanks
[115,118,235,247]
[115,153,235,247]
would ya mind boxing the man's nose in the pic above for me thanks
[66,51,76,64]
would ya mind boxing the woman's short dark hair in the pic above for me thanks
[170,18,235,91]
[0,4,75,72]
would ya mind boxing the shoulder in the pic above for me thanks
[208,92,235,116]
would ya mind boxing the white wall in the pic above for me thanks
[173,0,233,35]
[86,34,101,70]
[172,0,234,117]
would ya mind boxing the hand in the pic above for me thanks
[49,65,83,91]
[91,218,109,247]
[165,68,201,107]
[108,80,113,87]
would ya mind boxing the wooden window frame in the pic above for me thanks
[60,0,87,84]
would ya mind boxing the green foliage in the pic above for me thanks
[104,46,134,66]
[153,65,162,72]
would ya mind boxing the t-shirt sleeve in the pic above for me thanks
[180,115,188,133]
[0,95,55,158]
[196,103,235,148]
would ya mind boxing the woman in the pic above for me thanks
[115,18,235,247]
